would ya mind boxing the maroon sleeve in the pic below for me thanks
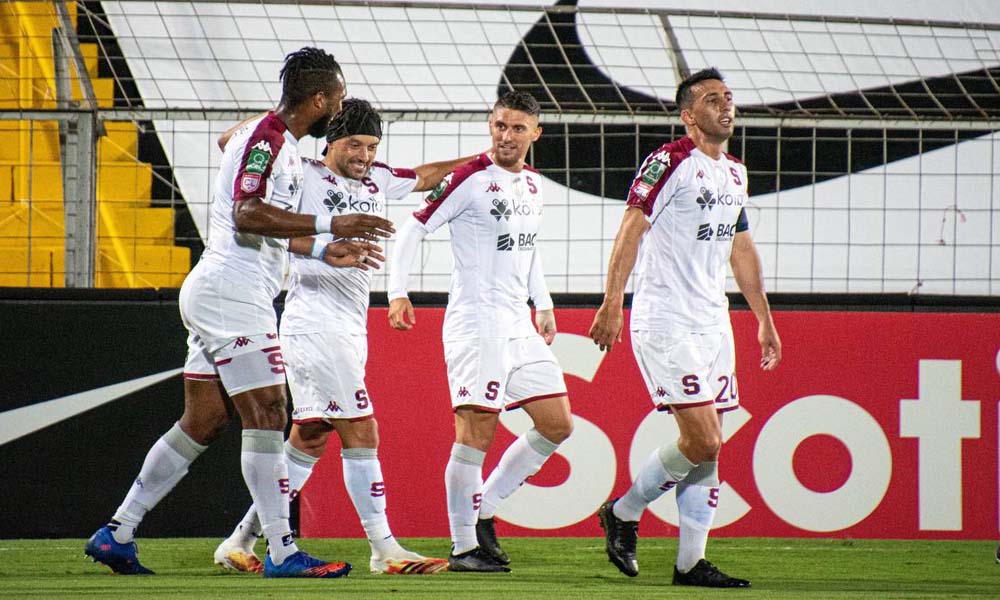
[233,119,286,202]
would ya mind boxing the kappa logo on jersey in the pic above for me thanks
[324,190,347,213]
[233,336,254,348]
[496,233,514,251]
[426,174,452,202]
[697,187,717,211]
[490,198,512,221]
[322,174,337,185]
[486,181,503,193]
[697,223,714,241]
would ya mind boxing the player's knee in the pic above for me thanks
[537,415,573,444]
[339,419,379,448]
[178,410,229,445]
[689,434,721,463]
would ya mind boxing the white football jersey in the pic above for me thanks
[198,112,304,299]
[627,136,750,333]
[412,154,548,342]
[281,159,418,335]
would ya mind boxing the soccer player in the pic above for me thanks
[212,98,477,575]
[84,48,394,578]
[588,67,781,588]
[387,90,573,573]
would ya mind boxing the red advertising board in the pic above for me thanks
[301,308,999,540]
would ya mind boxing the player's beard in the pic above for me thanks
[308,114,332,138]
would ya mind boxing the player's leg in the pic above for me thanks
[671,330,748,588]
[446,407,510,572]
[334,418,447,574]
[478,347,571,566]
[214,421,328,573]
[85,336,225,575]
[219,336,350,578]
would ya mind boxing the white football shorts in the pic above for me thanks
[443,335,567,412]
[283,331,373,423]
[179,266,285,395]
[631,327,739,413]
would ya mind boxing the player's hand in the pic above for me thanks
[322,240,385,270]
[535,309,557,345]
[330,214,395,242]
[589,303,623,352]
[388,297,416,331]
[759,320,782,370]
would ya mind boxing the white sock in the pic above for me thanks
[226,504,261,551]
[342,447,399,556]
[242,429,297,565]
[675,461,720,572]
[111,422,207,544]
[480,428,559,519]
[226,440,318,550]
[445,443,485,555]
[614,441,696,522]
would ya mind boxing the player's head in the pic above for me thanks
[279,47,346,138]
[323,98,383,179]
[489,90,542,169]
[675,67,734,143]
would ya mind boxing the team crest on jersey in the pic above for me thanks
[240,173,261,193]
[427,174,452,202]
[696,187,717,211]
[634,181,652,198]
[490,198,512,221]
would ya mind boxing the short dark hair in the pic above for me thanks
[279,47,343,108]
[675,67,725,109]
[494,90,540,117]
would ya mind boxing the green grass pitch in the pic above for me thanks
[0,537,995,599]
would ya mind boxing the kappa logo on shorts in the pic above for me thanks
[233,336,254,348]
[326,401,342,413]
[457,387,471,398]
[655,386,667,397]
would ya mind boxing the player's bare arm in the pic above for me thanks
[730,230,782,370]
[411,153,482,192]
[589,207,649,352]
[232,197,395,240]
[287,236,385,270]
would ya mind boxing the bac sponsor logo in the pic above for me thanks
[696,222,739,242]
[496,232,537,252]
[245,144,271,175]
